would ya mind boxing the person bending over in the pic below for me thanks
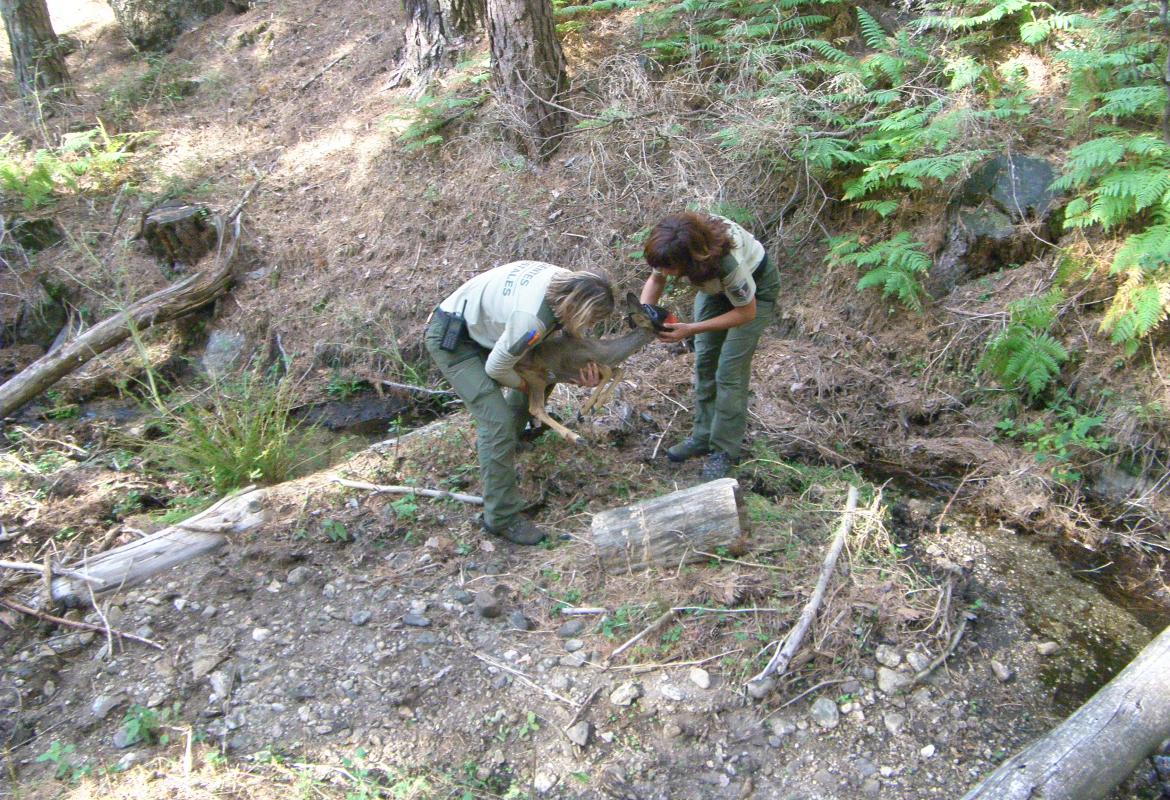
[638,212,780,480]
[425,262,614,544]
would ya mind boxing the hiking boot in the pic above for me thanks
[666,437,711,463]
[483,517,547,545]
[701,450,735,481]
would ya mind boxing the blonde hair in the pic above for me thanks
[546,270,615,336]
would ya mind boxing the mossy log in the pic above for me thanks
[588,478,746,572]
[0,215,239,420]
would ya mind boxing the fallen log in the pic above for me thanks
[0,214,241,420]
[747,485,860,686]
[48,487,266,608]
[962,622,1170,800]
[588,478,745,573]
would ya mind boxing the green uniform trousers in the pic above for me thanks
[690,293,775,460]
[424,316,528,529]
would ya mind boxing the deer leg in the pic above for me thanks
[526,381,583,445]
[585,366,623,414]
[579,365,614,417]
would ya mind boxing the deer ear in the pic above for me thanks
[625,291,640,311]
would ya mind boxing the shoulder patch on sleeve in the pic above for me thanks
[507,328,542,357]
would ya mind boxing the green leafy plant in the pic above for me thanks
[398,93,489,152]
[979,290,1068,399]
[996,397,1112,483]
[828,232,932,311]
[36,741,91,782]
[323,519,350,543]
[121,704,166,746]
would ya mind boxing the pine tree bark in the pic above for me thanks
[402,0,450,88]
[443,0,484,35]
[0,0,73,100]
[486,0,568,159]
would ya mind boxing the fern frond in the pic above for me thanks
[855,6,888,49]
[981,326,1067,398]
[1112,224,1170,274]
[1090,85,1165,119]
[945,56,985,90]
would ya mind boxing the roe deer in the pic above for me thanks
[516,292,675,445]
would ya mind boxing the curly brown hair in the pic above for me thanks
[642,212,732,284]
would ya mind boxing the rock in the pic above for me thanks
[475,592,501,619]
[560,652,587,668]
[192,651,226,681]
[209,670,234,703]
[566,720,591,747]
[874,645,902,668]
[508,611,532,631]
[990,660,1014,682]
[557,619,585,638]
[287,566,311,586]
[42,680,56,699]
[877,668,912,695]
[251,627,272,643]
[403,614,431,628]
[920,744,936,759]
[564,638,584,652]
[610,682,642,707]
[534,772,557,793]
[883,711,906,736]
[905,652,931,673]
[1036,641,1061,656]
[201,329,248,379]
[962,154,1057,223]
[663,721,684,739]
[862,777,881,796]
[810,697,840,729]
[112,726,136,749]
[350,610,372,627]
[688,667,711,689]
[446,587,473,605]
[660,684,684,702]
[746,677,775,701]
[767,718,795,738]
[92,693,126,720]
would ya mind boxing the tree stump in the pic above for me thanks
[139,203,217,268]
[589,478,746,573]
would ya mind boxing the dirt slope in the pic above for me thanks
[0,1,1168,798]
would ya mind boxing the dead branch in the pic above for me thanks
[747,486,860,686]
[0,597,163,650]
[607,609,678,664]
[0,215,242,419]
[334,477,484,505]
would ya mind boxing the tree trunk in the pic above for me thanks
[962,623,1170,800]
[443,0,484,35]
[402,0,450,90]
[0,215,240,419]
[588,478,746,572]
[486,0,568,159]
[0,0,73,100]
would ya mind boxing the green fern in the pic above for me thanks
[979,290,1069,398]
[829,232,932,312]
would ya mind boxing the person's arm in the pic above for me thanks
[640,271,667,305]
[656,298,756,343]
[485,311,544,390]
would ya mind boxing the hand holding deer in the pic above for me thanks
[516,292,675,445]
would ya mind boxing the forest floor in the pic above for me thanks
[1,1,1168,799]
